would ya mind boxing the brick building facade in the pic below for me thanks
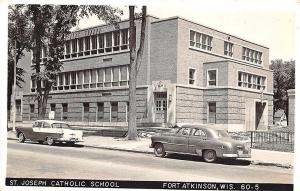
[13,15,273,132]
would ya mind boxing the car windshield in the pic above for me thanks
[168,128,181,133]
[52,123,70,129]
[216,130,230,138]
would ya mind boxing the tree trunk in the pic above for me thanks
[126,6,147,140]
[127,6,137,140]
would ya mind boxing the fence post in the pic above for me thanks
[250,131,253,148]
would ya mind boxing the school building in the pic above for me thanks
[13,15,274,132]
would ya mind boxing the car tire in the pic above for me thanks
[203,149,217,163]
[154,143,166,157]
[18,132,25,143]
[46,137,54,146]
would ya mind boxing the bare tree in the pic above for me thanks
[127,6,146,140]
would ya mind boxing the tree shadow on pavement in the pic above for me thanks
[165,153,251,166]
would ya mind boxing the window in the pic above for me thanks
[97,68,104,87]
[179,128,190,136]
[242,47,262,64]
[111,102,118,122]
[71,72,76,85]
[104,68,112,87]
[84,70,90,84]
[207,70,217,86]
[91,35,97,50]
[43,122,51,128]
[98,34,105,53]
[50,104,55,111]
[97,102,104,121]
[190,30,212,51]
[91,69,97,87]
[208,102,216,124]
[238,71,266,90]
[62,103,68,120]
[83,103,89,121]
[78,38,84,52]
[120,65,128,86]
[85,36,90,51]
[64,73,70,86]
[30,104,35,113]
[121,29,128,50]
[65,41,71,54]
[193,129,206,137]
[58,74,63,87]
[71,39,77,53]
[113,31,120,51]
[105,32,112,52]
[112,67,119,86]
[189,68,196,85]
[31,78,36,92]
[224,41,233,56]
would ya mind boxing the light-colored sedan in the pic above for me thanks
[16,120,83,146]
[150,125,251,163]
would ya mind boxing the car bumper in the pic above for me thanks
[222,153,251,158]
[57,138,84,142]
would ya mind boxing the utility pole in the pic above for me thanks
[12,40,17,132]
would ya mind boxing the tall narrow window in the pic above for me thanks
[190,30,195,46]
[189,68,196,85]
[113,31,120,51]
[90,69,97,88]
[70,72,76,89]
[224,41,233,56]
[50,104,55,111]
[112,67,119,86]
[97,68,104,87]
[31,78,36,92]
[83,103,90,121]
[98,34,105,53]
[64,73,70,86]
[104,68,111,87]
[91,35,97,50]
[72,39,77,53]
[30,104,35,120]
[121,29,128,50]
[111,102,118,122]
[65,40,71,54]
[78,38,84,52]
[105,32,112,52]
[208,102,216,124]
[85,36,90,51]
[97,102,104,122]
[207,70,217,86]
[62,103,68,120]
[120,65,128,86]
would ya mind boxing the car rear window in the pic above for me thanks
[216,130,230,138]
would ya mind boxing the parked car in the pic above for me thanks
[150,125,251,163]
[16,120,84,146]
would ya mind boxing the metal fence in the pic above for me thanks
[250,131,294,152]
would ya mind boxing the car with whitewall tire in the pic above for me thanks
[16,120,84,146]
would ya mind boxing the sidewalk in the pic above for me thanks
[7,131,293,168]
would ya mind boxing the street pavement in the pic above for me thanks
[6,140,293,183]
[7,130,294,168]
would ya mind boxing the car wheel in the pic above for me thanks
[18,132,25,143]
[46,137,54,146]
[203,149,217,163]
[154,143,166,157]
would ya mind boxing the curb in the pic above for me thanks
[7,137,293,169]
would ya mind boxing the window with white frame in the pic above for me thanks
[105,32,112,52]
[224,41,233,56]
[98,34,105,53]
[238,71,266,90]
[121,29,128,50]
[207,69,217,86]
[189,68,196,85]
[71,39,77,54]
[242,47,262,64]
[190,30,213,51]
[113,31,120,51]
[31,78,36,92]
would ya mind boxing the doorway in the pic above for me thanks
[154,92,167,123]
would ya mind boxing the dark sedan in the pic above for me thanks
[150,125,251,163]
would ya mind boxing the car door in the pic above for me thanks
[188,128,207,155]
[167,128,190,153]
[31,121,43,141]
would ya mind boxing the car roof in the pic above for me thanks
[180,125,226,131]
[34,120,67,125]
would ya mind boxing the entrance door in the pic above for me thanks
[154,92,167,123]
[255,102,266,130]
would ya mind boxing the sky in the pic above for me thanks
[74,0,298,61]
